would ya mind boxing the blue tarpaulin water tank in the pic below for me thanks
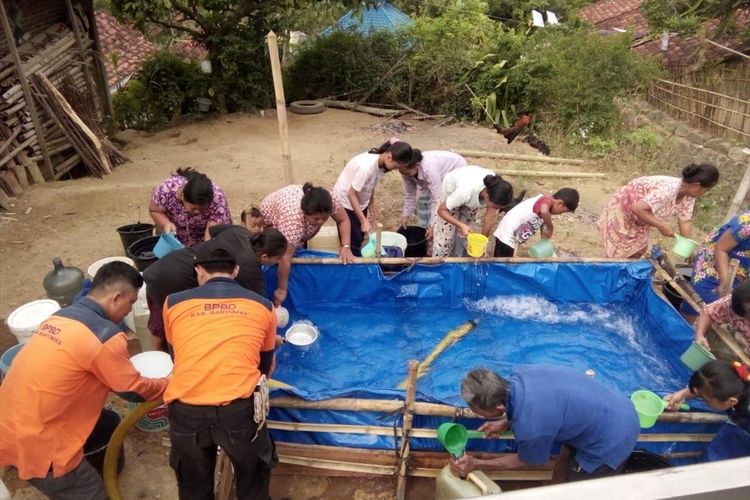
[320,1,413,36]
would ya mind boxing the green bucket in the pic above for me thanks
[631,390,666,429]
[672,234,698,259]
[680,341,716,371]
[437,423,485,458]
[529,239,554,258]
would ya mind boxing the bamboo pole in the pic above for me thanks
[494,169,605,179]
[64,0,97,111]
[266,31,293,185]
[453,149,586,165]
[396,360,419,500]
[0,0,54,179]
[726,163,750,222]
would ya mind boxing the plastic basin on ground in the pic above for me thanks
[127,236,159,272]
[87,256,135,278]
[0,344,24,380]
[6,299,61,344]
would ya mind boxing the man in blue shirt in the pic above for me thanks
[451,365,640,481]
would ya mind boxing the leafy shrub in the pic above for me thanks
[113,51,209,129]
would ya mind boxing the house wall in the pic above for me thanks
[1,0,68,57]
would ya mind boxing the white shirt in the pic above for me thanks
[333,152,385,211]
[494,194,551,247]
[441,166,496,210]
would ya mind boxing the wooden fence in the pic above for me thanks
[647,77,750,141]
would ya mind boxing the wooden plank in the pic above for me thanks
[726,163,750,222]
[12,163,28,188]
[0,0,54,178]
[453,149,586,166]
[266,31,293,185]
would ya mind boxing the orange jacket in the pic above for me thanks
[0,298,167,479]
[163,277,276,406]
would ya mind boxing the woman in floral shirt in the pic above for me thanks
[681,210,750,318]
[597,164,719,258]
[149,168,232,247]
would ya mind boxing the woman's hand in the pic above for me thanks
[400,216,411,227]
[694,333,711,350]
[426,227,433,240]
[478,419,510,438]
[450,454,478,477]
[163,221,177,234]
[339,246,356,264]
[659,225,675,238]
[459,223,471,237]
[273,288,287,307]
[664,388,691,412]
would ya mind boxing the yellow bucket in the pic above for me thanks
[466,233,488,258]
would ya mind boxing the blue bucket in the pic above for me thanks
[153,233,184,258]
[0,344,24,380]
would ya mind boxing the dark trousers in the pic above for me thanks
[564,448,624,482]
[493,238,515,257]
[28,459,106,500]
[345,207,368,257]
[168,398,276,500]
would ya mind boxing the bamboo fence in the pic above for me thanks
[647,77,750,141]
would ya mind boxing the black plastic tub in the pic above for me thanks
[662,264,693,310]
[117,223,155,254]
[84,409,125,476]
[622,449,672,473]
[397,225,428,258]
[127,235,159,272]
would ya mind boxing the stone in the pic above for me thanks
[728,147,750,162]
[703,137,725,151]
[648,109,665,121]
[674,124,691,137]
[686,131,706,145]
[661,119,680,133]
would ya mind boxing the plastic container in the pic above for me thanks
[43,258,84,307]
[127,236,159,272]
[285,321,319,349]
[307,226,340,253]
[84,409,125,476]
[87,256,135,279]
[529,239,555,258]
[680,341,716,371]
[435,466,501,499]
[672,234,698,259]
[662,265,693,309]
[466,233,488,258]
[153,233,184,258]
[0,343,24,379]
[397,225,428,257]
[7,299,61,344]
[197,97,212,112]
[117,223,154,254]
[130,351,173,432]
[132,283,152,352]
[437,422,484,458]
[275,306,289,329]
[630,390,688,429]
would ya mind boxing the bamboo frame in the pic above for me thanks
[647,91,750,138]
[396,360,418,500]
[290,256,637,265]
[452,149,586,165]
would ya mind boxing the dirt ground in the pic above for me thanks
[0,108,669,499]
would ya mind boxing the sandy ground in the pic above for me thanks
[0,108,645,499]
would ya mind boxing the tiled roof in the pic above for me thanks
[321,1,413,36]
[94,10,209,91]
[95,10,157,89]
[578,1,750,71]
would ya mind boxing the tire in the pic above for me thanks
[289,100,326,115]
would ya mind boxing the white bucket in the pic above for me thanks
[307,225,340,253]
[380,231,408,253]
[87,256,135,279]
[130,351,173,378]
[7,299,61,344]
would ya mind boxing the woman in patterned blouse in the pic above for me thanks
[597,164,719,258]
[149,167,232,247]
[681,210,750,319]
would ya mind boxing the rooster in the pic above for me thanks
[524,134,551,156]
[493,113,532,144]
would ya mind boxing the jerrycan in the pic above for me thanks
[435,465,501,499]
[43,257,84,307]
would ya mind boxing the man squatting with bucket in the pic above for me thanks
[0,262,169,499]
[452,365,640,481]
[162,240,278,500]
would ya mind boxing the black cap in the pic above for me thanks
[193,240,236,266]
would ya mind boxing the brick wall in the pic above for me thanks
[1,0,69,57]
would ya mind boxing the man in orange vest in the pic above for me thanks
[0,262,168,499]
[163,240,277,500]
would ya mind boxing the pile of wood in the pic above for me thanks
[0,18,127,207]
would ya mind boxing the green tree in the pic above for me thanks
[642,0,750,37]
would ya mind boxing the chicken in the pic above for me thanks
[524,134,551,156]
[493,113,532,144]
